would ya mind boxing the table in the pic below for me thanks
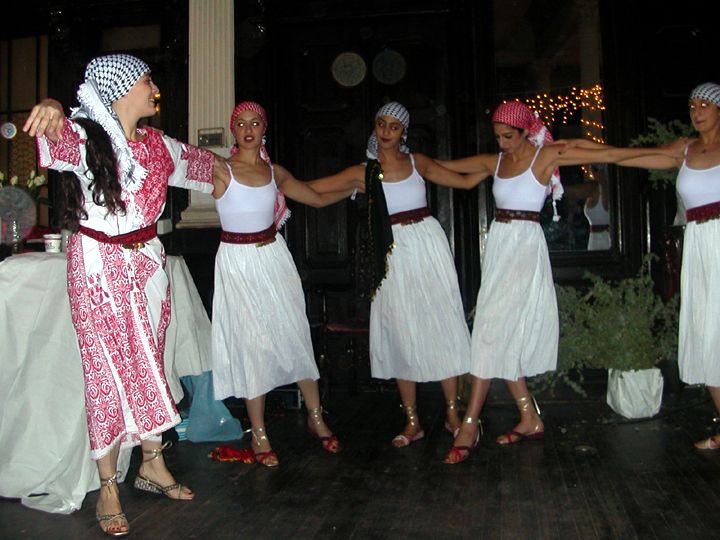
[0,253,213,513]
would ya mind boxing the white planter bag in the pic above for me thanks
[606,368,664,419]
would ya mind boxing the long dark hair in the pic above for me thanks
[57,117,126,231]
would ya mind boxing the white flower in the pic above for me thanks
[10,175,18,186]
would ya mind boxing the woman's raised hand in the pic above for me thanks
[23,98,65,140]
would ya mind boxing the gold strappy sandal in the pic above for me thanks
[444,397,462,437]
[96,472,129,537]
[249,427,279,467]
[133,441,194,499]
[307,406,341,454]
[443,416,483,464]
[497,394,545,445]
[392,404,425,448]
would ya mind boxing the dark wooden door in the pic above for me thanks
[259,2,479,328]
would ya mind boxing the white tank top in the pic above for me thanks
[676,160,720,210]
[382,154,427,215]
[584,199,610,226]
[215,164,276,233]
[493,148,549,212]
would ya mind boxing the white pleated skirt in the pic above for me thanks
[678,219,720,386]
[212,235,319,400]
[470,220,558,380]
[370,217,471,381]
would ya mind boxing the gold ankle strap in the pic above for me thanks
[99,472,119,491]
[463,416,484,435]
[249,426,269,444]
[446,398,460,411]
[308,406,324,423]
[401,404,419,427]
[141,441,172,462]
[517,395,541,416]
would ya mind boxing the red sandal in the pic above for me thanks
[443,417,482,464]
[250,427,279,467]
[307,406,341,453]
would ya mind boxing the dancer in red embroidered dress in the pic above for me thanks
[23,54,223,536]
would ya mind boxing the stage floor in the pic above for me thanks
[2,377,720,540]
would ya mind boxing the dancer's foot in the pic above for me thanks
[496,394,544,445]
[392,405,425,448]
[307,406,341,453]
[444,398,462,437]
[695,434,720,450]
[443,417,481,464]
[96,473,129,537]
[250,427,279,467]
[136,442,195,499]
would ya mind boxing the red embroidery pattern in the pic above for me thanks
[129,129,174,222]
[67,235,177,456]
[46,121,82,166]
[180,143,215,185]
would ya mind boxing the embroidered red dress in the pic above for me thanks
[37,122,214,458]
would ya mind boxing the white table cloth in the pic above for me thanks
[0,252,212,513]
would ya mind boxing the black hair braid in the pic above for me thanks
[57,117,126,231]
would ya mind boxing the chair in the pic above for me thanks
[316,222,371,401]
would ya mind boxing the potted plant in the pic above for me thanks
[538,256,678,418]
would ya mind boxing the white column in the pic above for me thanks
[177,0,234,228]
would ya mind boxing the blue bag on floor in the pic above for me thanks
[180,371,243,442]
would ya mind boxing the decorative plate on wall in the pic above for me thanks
[331,52,367,88]
[372,49,406,85]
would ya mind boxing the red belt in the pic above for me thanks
[686,201,720,223]
[78,223,157,250]
[220,225,277,246]
[390,207,431,225]
[590,225,609,232]
[494,208,540,223]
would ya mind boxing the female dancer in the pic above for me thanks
[23,54,222,535]
[437,100,673,463]
[565,83,720,449]
[309,102,485,448]
[211,101,362,466]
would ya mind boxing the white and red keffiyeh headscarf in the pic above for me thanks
[71,54,151,190]
[366,101,411,159]
[493,100,564,220]
[229,101,289,230]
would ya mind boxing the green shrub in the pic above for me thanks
[532,256,678,396]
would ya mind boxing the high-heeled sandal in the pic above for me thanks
[133,441,194,499]
[444,397,462,438]
[249,427,279,467]
[307,406,341,454]
[96,472,129,537]
[443,416,483,464]
[392,404,425,448]
[695,418,720,449]
[496,394,545,445]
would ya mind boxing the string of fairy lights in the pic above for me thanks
[502,84,606,179]
[502,84,606,143]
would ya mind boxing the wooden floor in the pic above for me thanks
[3,376,720,540]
